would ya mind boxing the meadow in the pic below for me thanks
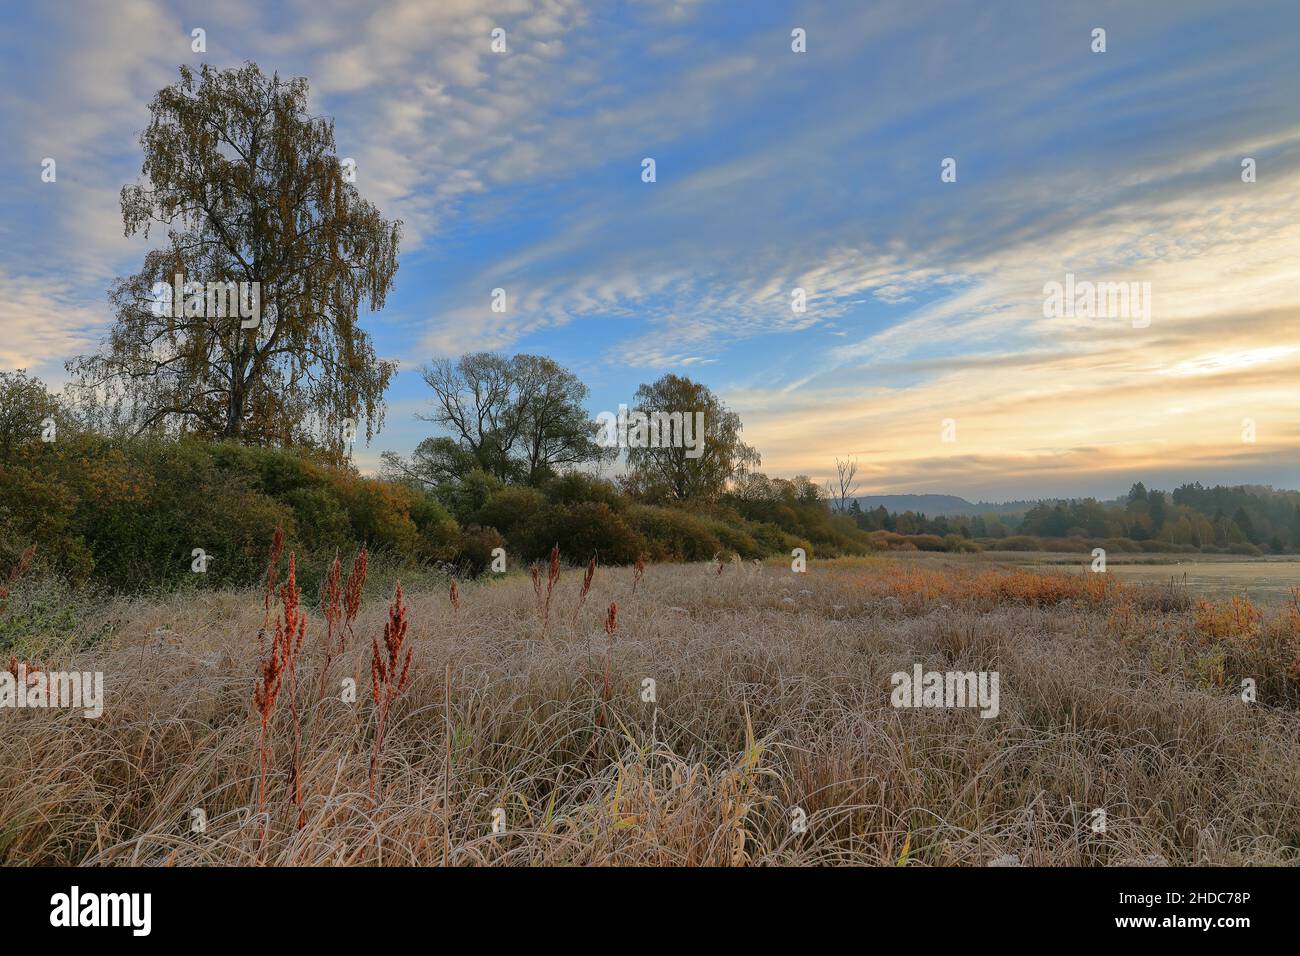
[1011,554,1300,603]
[2,551,1299,866]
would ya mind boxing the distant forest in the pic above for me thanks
[846,483,1300,555]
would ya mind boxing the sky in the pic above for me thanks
[2,0,1299,502]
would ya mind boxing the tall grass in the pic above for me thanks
[1,556,1298,865]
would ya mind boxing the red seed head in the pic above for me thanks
[344,548,368,624]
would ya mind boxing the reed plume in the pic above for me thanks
[531,544,563,631]
[369,583,413,803]
[571,556,596,623]
[316,553,343,702]
[598,601,617,728]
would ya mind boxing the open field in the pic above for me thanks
[2,555,1299,866]
[969,553,1300,603]
[1028,558,1300,603]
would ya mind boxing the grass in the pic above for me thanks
[1,553,1299,866]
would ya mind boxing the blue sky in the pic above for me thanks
[3,0,1299,500]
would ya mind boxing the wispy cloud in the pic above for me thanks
[2,0,1298,498]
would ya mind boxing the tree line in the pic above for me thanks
[847,481,1300,555]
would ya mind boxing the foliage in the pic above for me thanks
[400,352,608,486]
[624,374,758,502]
[65,63,399,449]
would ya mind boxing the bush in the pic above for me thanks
[747,521,806,557]
[1100,537,1142,553]
[1140,540,1178,553]
[627,505,721,562]
[942,534,981,553]
[409,494,460,562]
[704,518,762,560]
[0,435,447,593]
[519,502,645,564]
[438,470,502,526]
[542,472,624,510]
[998,536,1044,551]
[1227,541,1263,556]
[456,525,507,575]
[476,486,544,538]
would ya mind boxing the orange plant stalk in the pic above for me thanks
[571,556,596,623]
[343,547,367,643]
[274,554,308,825]
[530,545,563,631]
[543,544,561,630]
[316,553,343,702]
[450,580,460,618]
[317,545,366,701]
[6,656,41,686]
[252,622,286,822]
[369,583,414,804]
[598,602,617,728]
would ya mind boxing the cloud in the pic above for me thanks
[0,271,105,376]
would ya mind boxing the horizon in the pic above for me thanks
[853,481,1300,508]
[3,0,1299,500]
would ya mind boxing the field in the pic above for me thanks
[2,554,1300,866]
[1014,555,1300,603]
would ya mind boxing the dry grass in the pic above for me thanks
[2,557,1299,866]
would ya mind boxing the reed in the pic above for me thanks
[369,583,413,804]
[531,544,562,631]
[571,557,596,623]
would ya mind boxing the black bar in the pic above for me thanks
[1,865,1277,941]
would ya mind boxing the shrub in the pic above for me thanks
[456,525,507,576]
[627,505,722,562]
[327,473,420,556]
[282,485,355,552]
[705,519,762,560]
[1100,537,1142,553]
[438,470,502,525]
[747,520,806,557]
[476,486,545,538]
[999,536,1044,551]
[410,494,460,563]
[1140,540,1178,553]
[520,503,644,564]
[542,472,624,510]
[1227,541,1264,556]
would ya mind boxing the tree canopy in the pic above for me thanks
[67,62,400,451]
[624,373,758,501]
[395,352,606,486]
